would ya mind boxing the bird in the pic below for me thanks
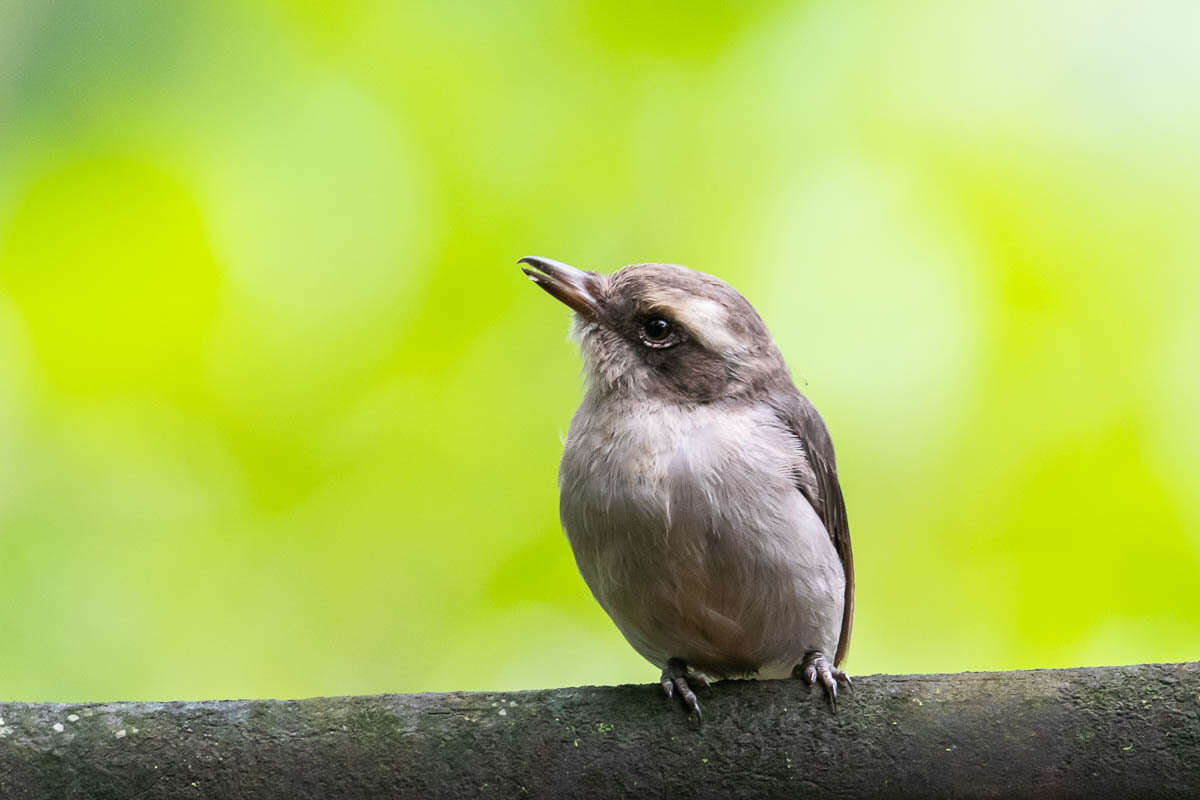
[519,255,853,717]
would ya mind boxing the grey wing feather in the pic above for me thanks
[772,391,854,667]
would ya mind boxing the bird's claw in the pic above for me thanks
[798,651,851,712]
[660,658,705,721]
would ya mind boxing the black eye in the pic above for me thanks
[643,317,670,339]
[640,316,675,347]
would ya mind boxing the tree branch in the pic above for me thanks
[1,662,1197,798]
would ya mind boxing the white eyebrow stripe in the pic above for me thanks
[646,292,744,356]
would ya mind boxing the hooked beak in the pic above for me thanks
[519,256,603,320]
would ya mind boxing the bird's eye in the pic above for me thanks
[640,316,676,347]
[643,317,671,339]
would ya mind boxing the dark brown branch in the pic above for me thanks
[1,662,1198,798]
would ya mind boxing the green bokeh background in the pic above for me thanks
[1,2,1197,701]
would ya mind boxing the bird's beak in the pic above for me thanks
[519,256,603,320]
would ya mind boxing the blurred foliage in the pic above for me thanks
[0,1,1197,701]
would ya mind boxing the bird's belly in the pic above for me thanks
[559,402,844,678]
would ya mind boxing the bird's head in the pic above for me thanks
[520,256,790,404]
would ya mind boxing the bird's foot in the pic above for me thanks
[660,658,708,720]
[797,651,852,712]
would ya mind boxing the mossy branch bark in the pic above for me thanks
[1,662,1198,799]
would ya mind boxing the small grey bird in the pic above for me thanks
[520,255,853,716]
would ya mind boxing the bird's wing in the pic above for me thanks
[773,392,854,667]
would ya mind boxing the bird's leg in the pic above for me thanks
[660,658,708,719]
[797,651,852,712]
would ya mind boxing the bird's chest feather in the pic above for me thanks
[558,398,840,674]
[559,400,811,601]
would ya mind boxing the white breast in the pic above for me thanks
[558,398,844,679]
